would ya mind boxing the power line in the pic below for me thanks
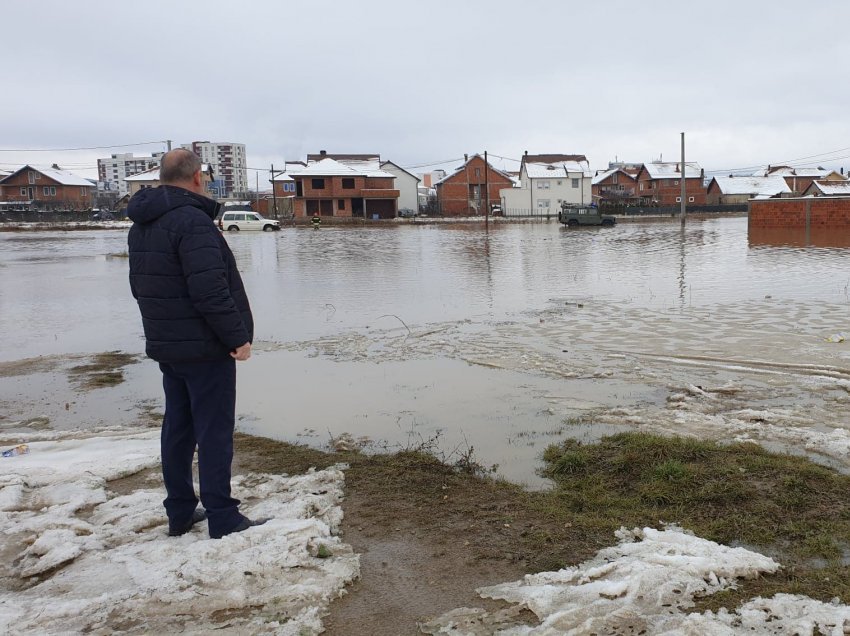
[704,146,850,175]
[0,141,167,152]
[401,157,464,170]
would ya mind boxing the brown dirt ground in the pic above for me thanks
[231,434,594,635]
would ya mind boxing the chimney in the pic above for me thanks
[464,154,468,163]
[319,150,327,156]
[524,150,528,156]
[700,168,704,180]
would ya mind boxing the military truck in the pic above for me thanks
[558,203,616,227]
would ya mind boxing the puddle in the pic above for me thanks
[236,352,659,488]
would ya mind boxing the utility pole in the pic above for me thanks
[166,139,172,151]
[271,164,278,219]
[484,150,490,227]
[680,132,686,226]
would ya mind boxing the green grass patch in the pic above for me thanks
[538,432,850,590]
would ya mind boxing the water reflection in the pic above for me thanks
[749,226,850,249]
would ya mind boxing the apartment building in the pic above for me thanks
[97,153,163,196]
[181,141,248,197]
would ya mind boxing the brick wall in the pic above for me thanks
[436,156,513,216]
[749,196,850,229]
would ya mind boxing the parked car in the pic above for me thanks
[217,211,280,232]
[398,208,417,218]
[558,204,616,227]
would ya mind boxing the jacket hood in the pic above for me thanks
[127,185,220,224]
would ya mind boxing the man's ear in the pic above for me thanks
[193,170,203,187]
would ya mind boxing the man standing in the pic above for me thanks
[128,148,266,539]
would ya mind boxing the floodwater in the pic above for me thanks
[2,217,850,487]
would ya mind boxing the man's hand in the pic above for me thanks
[231,342,252,361]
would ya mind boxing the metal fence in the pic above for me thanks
[601,203,748,216]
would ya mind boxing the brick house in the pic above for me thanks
[0,165,95,210]
[287,156,399,219]
[592,167,639,206]
[435,154,514,216]
[635,162,706,206]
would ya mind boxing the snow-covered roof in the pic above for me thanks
[0,165,94,187]
[641,162,702,179]
[807,180,850,195]
[591,168,637,185]
[710,175,791,196]
[433,155,514,186]
[288,157,394,178]
[754,166,832,178]
[524,161,591,179]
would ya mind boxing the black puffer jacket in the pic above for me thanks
[127,185,253,362]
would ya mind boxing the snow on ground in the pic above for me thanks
[0,430,359,635]
[422,526,850,635]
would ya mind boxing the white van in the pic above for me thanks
[217,211,281,232]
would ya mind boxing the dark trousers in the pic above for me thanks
[159,358,243,537]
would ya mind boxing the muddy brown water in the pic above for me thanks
[2,217,850,487]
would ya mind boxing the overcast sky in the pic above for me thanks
[4,0,850,183]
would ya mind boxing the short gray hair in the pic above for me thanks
[160,149,202,184]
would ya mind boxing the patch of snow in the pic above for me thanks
[0,430,358,634]
[424,526,850,635]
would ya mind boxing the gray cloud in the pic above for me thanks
[4,0,850,180]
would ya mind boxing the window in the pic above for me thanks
[676,197,682,203]
[688,196,695,203]
[338,199,346,210]
[341,178,355,189]
[20,187,27,196]
[42,186,50,196]
[557,180,562,186]
[537,199,550,208]
[674,179,680,186]
[311,178,325,189]
[571,178,579,188]
[28,171,36,184]
[537,180,550,189]
[284,183,295,193]
[475,168,481,177]
[80,187,88,196]
[612,173,619,185]
[640,183,644,191]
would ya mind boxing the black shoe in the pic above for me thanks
[210,516,271,539]
[168,508,207,537]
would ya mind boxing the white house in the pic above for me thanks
[500,153,592,217]
[380,160,420,213]
[124,164,213,197]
